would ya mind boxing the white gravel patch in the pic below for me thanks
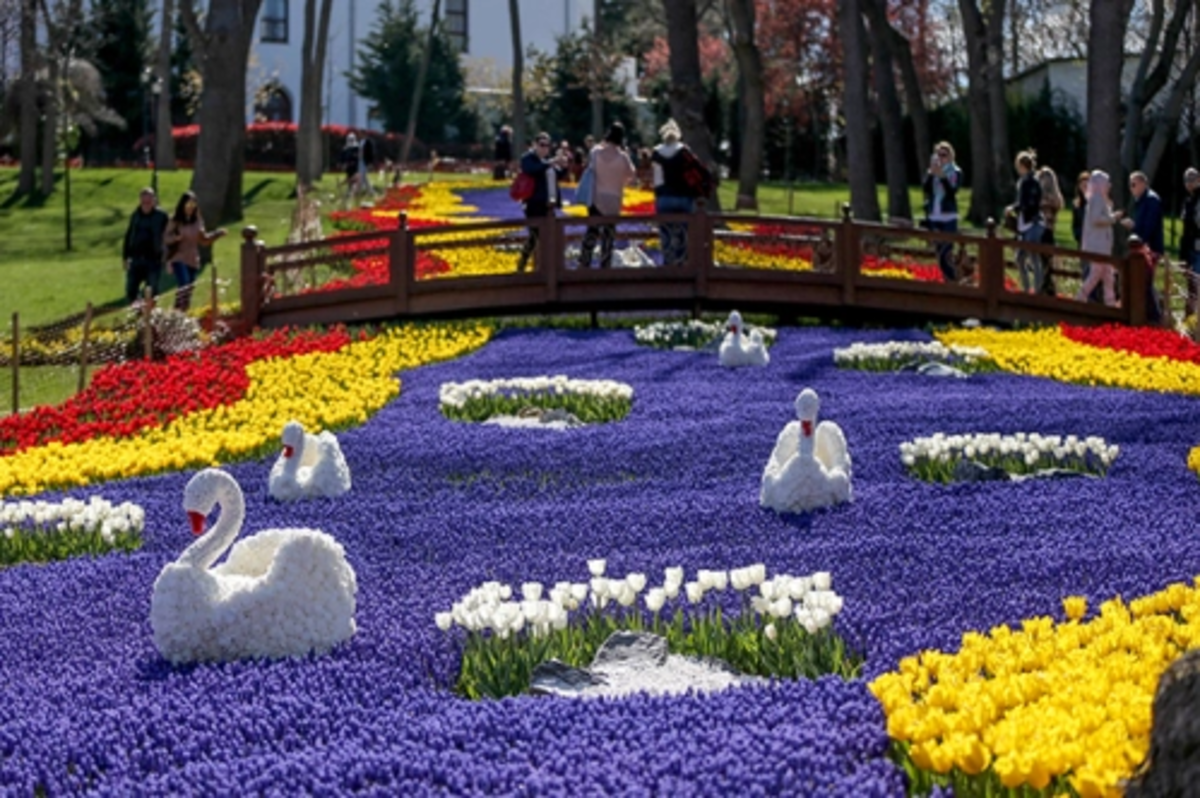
[582,656,759,698]
[482,415,578,430]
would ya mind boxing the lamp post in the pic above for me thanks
[150,76,162,195]
[783,95,794,217]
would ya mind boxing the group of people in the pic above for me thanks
[923,143,1197,322]
[511,118,709,272]
[121,188,227,311]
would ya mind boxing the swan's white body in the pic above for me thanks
[150,468,358,663]
[719,311,769,367]
[760,389,852,513]
[268,421,351,501]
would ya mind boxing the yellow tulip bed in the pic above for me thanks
[870,583,1200,796]
[937,326,1200,396]
[0,322,492,497]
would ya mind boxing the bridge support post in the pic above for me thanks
[543,217,559,304]
[689,207,710,317]
[981,219,1002,321]
[839,204,857,306]
[240,226,264,332]
[390,213,410,315]
[1127,236,1148,327]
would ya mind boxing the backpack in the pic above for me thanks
[510,172,536,202]
[680,148,714,199]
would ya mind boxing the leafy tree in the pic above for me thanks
[169,2,199,125]
[348,0,475,143]
[524,28,635,149]
[85,0,151,158]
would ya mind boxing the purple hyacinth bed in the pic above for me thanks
[2,325,1198,794]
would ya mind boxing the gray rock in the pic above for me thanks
[538,408,583,426]
[591,631,670,669]
[1011,468,1098,483]
[530,659,607,697]
[916,361,969,379]
[952,459,1012,482]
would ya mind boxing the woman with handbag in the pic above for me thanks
[577,122,636,269]
[515,133,566,272]
[164,190,227,312]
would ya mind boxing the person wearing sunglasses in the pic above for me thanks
[921,142,961,281]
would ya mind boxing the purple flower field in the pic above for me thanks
[2,325,1198,795]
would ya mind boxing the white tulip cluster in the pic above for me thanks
[435,560,845,639]
[833,341,992,370]
[439,375,634,409]
[900,432,1119,477]
[0,495,145,543]
[633,320,777,350]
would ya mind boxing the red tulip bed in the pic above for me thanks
[0,327,353,456]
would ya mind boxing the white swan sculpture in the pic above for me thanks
[150,468,358,664]
[268,420,351,502]
[760,388,853,513]
[719,310,770,367]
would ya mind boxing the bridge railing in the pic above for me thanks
[237,206,1153,331]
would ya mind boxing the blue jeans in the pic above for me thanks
[171,261,197,311]
[656,195,694,266]
[1016,223,1045,292]
[926,219,957,281]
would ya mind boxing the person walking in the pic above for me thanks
[1008,150,1044,293]
[577,122,636,269]
[340,133,361,204]
[493,125,513,180]
[1036,166,1064,296]
[1074,170,1123,307]
[921,141,962,282]
[651,119,697,266]
[515,132,565,272]
[1122,170,1165,323]
[164,190,227,312]
[1181,167,1200,317]
[122,187,169,305]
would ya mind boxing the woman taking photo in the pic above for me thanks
[165,191,227,312]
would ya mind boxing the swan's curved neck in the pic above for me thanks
[179,480,243,570]
[282,433,307,474]
[798,418,816,457]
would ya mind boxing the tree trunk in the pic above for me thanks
[1141,44,1200,183]
[400,0,441,165]
[662,0,721,210]
[726,0,763,210]
[837,0,880,221]
[297,0,333,186]
[984,0,1010,207]
[958,0,994,225]
[888,23,930,178]
[508,0,526,152]
[1087,0,1134,207]
[864,0,910,222]
[155,0,176,171]
[591,0,603,141]
[40,54,57,196]
[17,0,36,195]
[191,0,263,224]
[1120,0,1188,176]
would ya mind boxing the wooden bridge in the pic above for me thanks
[236,206,1166,331]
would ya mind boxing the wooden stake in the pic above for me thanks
[143,287,154,361]
[77,302,93,394]
[10,312,18,416]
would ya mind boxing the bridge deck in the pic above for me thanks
[237,209,1156,331]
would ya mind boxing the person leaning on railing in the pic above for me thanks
[651,119,696,267]
[1180,167,1200,318]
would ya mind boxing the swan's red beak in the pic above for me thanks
[727,325,736,332]
[283,445,294,459]
[801,420,813,437]
[188,511,206,536]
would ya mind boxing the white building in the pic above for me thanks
[250,0,592,128]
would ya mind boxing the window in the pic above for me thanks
[261,0,288,43]
[444,0,467,53]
